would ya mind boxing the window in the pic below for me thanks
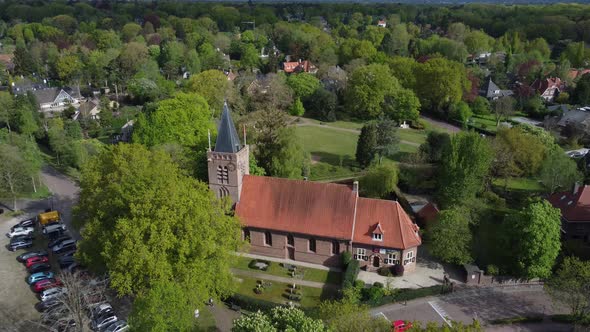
[332,241,339,255]
[354,248,367,261]
[406,251,414,259]
[384,253,398,265]
[243,229,250,243]
[216,165,229,184]
[372,233,383,241]
[309,238,316,252]
[219,187,229,198]
[264,231,272,246]
[287,234,294,246]
[404,251,415,265]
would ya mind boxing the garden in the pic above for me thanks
[233,257,342,285]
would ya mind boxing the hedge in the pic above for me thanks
[490,316,543,325]
[551,314,590,325]
[226,294,278,313]
[342,260,360,289]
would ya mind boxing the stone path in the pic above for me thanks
[208,305,239,332]
[231,268,339,291]
[237,252,342,272]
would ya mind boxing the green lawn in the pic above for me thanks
[194,307,217,332]
[492,177,545,192]
[233,276,331,308]
[469,114,501,132]
[233,257,342,285]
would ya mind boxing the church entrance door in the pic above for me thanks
[372,256,380,268]
[287,247,295,260]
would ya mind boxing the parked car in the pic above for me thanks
[8,238,33,251]
[40,287,66,301]
[32,278,63,293]
[42,223,66,235]
[11,218,35,230]
[392,320,413,332]
[52,239,77,254]
[104,320,129,332]
[48,235,72,249]
[58,256,75,269]
[28,262,52,274]
[25,255,49,268]
[92,312,117,331]
[18,250,48,262]
[59,249,76,257]
[35,299,62,312]
[55,319,76,332]
[6,226,34,238]
[28,271,55,285]
[11,233,34,242]
[90,303,113,319]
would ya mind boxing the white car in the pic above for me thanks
[104,320,129,332]
[40,287,66,302]
[6,226,34,238]
[42,223,66,235]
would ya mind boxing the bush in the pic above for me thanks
[377,266,393,277]
[486,264,499,276]
[410,120,425,130]
[342,260,360,289]
[341,251,352,267]
[490,316,543,325]
[364,286,385,303]
[227,294,278,313]
[393,264,404,276]
[373,282,384,288]
[354,280,365,289]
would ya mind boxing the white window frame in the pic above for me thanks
[406,251,413,259]
[354,248,367,261]
[384,253,398,265]
[403,251,415,265]
[372,233,383,241]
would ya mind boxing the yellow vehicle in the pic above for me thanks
[38,211,60,225]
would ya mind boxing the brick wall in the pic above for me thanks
[352,244,417,273]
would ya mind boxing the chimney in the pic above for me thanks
[352,181,359,193]
[298,59,302,63]
[574,182,581,195]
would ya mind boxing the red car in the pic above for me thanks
[25,255,49,268]
[392,320,412,332]
[32,278,62,293]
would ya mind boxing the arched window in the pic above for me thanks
[287,234,294,246]
[217,165,229,184]
[243,229,251,243]
[264,231,272,246]
[219,187,230,198]
[309,238,316,253]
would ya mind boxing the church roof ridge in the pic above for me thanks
[214,101,242,153]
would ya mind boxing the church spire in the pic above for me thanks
[215,101,242,153]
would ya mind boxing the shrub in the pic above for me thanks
[341,251,352,267]
[342,260,360,289]
[490,316,543,325]
[486,264,499,276]
[373,282,384,288]
[410,120,425,130]
[365,286,384,303]
[354,280,365,289]
[393,264,404,277]
[377,266,393,277]
[227,294,278,312]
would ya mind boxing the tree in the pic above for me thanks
[356,123,377,168]
[382,88,421,123]
[286,73,321,99]
[269,127,308,179]
[345,64,400,119]
[232,307,326,332]
[249,73,293,113]
[414,58,469,113]
[437,132,493,208]
[129,280,196,332]
[74,144,241,299]
[133,93,213,149]
[121,22,142,42]
[449,101,472,126]
[289,98,305,117]
[304,88,337,122]
[374,119,400,163]
[428,208,473,265]
[509,200,561,279]
[0,143,31,210]
[492,96,515,126]
[187,69,230,112]
[540,147,581,193]
[419,131,451,163]
[492,127,547,178]
[0,91,15,132]
[159,41,185,78]
[464,30,494,54]
[546,256,590,318]
[573,73,590,106]
[471,96,490,115]
[318,293,390,332]
[240,43,260,71]
[360,163,398,198]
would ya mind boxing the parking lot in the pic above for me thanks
[0,213,42,331]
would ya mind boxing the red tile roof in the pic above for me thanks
[531,77,562,94]
[236,175,421,249]
[569,69,590,80]
[417,202,439,224]
[283,60,316,74]
[353,198,421,250]
[236,175,357,240]
[548,186,590,222]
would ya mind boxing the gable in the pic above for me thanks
[54,89,73,104]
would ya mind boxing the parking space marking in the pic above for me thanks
[428,301,452,327]
[375,312,390,322]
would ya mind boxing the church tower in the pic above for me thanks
[207,102,249,204]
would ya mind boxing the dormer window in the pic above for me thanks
[372,233,383,241]
[372,223,384,241]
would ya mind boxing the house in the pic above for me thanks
[283,59,318,74]
[11,79,83,114]
[0,54,14,73]
[530,77,563,102]
[416,202,439,227]
[548,184,590,243]
[377,20,387,28]
[119,119,134,142]
[207,103,422,272]
[320,65,347,93]
[480,78,514,100]
[556,106,590,128]
[224,70,237,81]
[569,69,590,81]
[74,100,100,120]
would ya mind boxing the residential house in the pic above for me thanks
[207,103,422,272]
[569,69,590,81]
[548,184,590,243]
[480,78,514,100]
[530,77,563,102]
[556,106,590,128]
[74,100,100,120]
[416,202,439,227]
[377,20,387,28]
[119,119,135,143]
[0,54,14,73]
[12,79,83,114]
[283,59,318,74]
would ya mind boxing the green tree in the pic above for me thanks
[304,88,337,122]
[492,96,515,126]
[128,280,195,332]
[546,256,590,318]
[159,41,185,78]
[133,93,214,149]
[437,132,493,208]
[415,58,469,113]
[318,293,390,332]
[240,43,260,71]
[382,88,421,123]
[287,73,321,99]
[573,74,590,106]
[56,54,83,83]
[509,200,561,279]
[0,143,31,210]
[0,92,15,132]
[419,131,451,163]
[289,98,305,117]
[232,307,326,332]
[74,144,241,298]
[355,123,377,168]
[464,30,494,54]
[232,311,275,332]
[450,101,472,126]
[428,208,473,265]
[471,96,490,115]
[374,119,400,163]
[269,127,308,179]
[121,22,142,42]
[187,69,230,112]
[346,64,400,119]
[540,147,581,193]
[360,163,399,198]
[493,127,547,178]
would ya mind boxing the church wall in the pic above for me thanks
[352,244,417,273]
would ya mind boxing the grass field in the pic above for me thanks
[233,257,342,285]
[492,177,545,192]
[233,275,332,308]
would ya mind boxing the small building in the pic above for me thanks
[548,184,590,243]
[463,264,484,285]
[283,59,318,74]
[32,87,83,114]
[569,69,590,81]
[416,202,439,227]
[119,119,135,142]
[377,20,387,28]
[0,53,14,73]
[480,78,513,100]
[75,100,100,120]
[556,106,590,128]
[530,77,563,102]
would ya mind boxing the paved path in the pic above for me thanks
[294,118,421,147]
[208,305,239,332]
[420,115,461,133]
[40,166,81,240]
[231,268,339,291]
[237,252,342,272]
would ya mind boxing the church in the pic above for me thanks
[207,103,422,273]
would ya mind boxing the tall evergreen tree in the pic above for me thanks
[355,123,377,168]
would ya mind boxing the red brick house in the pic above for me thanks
[208,103,421,272]
[530,77,563,102]
[283,60,318,74]
[548,184,590,242]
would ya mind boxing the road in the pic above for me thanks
[39,166,80,240]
